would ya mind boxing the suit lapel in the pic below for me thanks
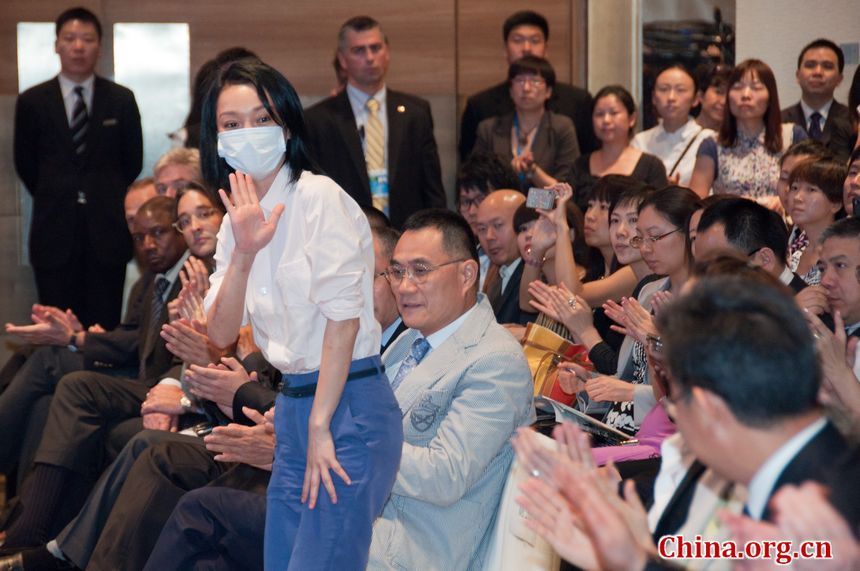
[334,91,371,196]
[496,260,524,313]
[83,76,109,163]
[386,91,404,187]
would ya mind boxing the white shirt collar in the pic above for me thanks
[800,99,834,122]
[745,417,827,520]
[655,117,701,139]
[258,165,293,212]
[58,73,95,97]
[777,265,795,286]
[499,257,522,292]
[346,83,387,118]
[423,301,479,353]
[157,250,191,300]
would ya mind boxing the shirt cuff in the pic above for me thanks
[158,377,182,388]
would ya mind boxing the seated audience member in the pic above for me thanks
[776,139,834,219]
[455,152,520,290]
[528,181,656,374]
[304,16,445,228]
[474,190,536,325]
[695,196,809,292]
[140,209,535,570]
[516,273,859,570]
[474,55,580,191]
[693,62,731,132]
[0,197,189,548]
[459,10,594,161]
[373,226,407,351]
[152,148,204,197]
[569,86,668,212]
[632,65,715,186]
[850,65,860,147]
[786,159,847,285]
[362,205,392,230]
[843,147,860,215]
[782,39,854,162]
[690,59,807,205]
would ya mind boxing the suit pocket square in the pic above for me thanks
[102,118,118,126]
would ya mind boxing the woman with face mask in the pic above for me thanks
[200,59,402,570]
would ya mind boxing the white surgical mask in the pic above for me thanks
[217,126,287,180]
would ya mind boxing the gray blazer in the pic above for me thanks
[474,110,580,185]
[368,295,535,571]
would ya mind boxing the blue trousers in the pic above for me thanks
[265,355,402,570]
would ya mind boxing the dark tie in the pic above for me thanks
[140,277,171,380]
[70,85,89,155]
[483,264,502,310]
[808,111,823,141]
[390,337,431,392]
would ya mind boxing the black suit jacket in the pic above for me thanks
[14,76,142,268]
[460,81,596,161]
[492,261,537,326]
[781,101,854,161]
[304,89,446,229]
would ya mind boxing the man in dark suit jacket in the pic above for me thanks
[781,39,853,162]
[475,190,536,325]
[0,197,188,549]
[13,7,143,331]
[304,16,446,229]
[459,10,595,162]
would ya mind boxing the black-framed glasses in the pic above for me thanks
[385,259,466,285]
[630,228,682,249]
[173,207,219,231]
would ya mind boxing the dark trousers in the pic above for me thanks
[0,345,83,471]
[57,430,225,571]
[144,487,267,571]
[33,208,126,330]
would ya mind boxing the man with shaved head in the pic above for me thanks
[474,190,533,324]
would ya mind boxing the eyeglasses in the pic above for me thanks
[131,225,172,245]
[646,334,663,355]
[173,207,219,231]
[630,228,682,249]
[385,259,466,285]
[459,196,485,209]
[512,76,547,88]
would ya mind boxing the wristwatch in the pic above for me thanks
[67,333,79,353]
[179,395,193,412]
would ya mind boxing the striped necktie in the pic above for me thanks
[364,98,385,171]
[139,277,171,380]
[70,85,88,156]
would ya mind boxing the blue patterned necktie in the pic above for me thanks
[390,337,431,392]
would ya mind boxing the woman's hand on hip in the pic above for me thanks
[302,423,352,509]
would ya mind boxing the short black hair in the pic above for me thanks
[850,146,860,167]
[402,209,479,265]
[605,177,651,216]
[655,63,697,92]
[798,38,845,74]
[779,139,834,167]
[200,59,317,192]
[789,158,848,207]
[372,226,401,261]
[589,174,641,206]
[56,7,102,40]
[456,152,520,198]
[821,216,860,244]
[508,55,556,89]
[697,197,789,262]
[338,16,387,49]
[503,11,549,42]
[694,62,732,93]
[658,275,819,427]
[174,183,225,221]
[362,206,391,230]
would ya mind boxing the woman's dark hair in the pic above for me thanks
[513,202,590,270]
[788,158,848,211]
[655,64,697,91]
[508,55,556,89]
[719,59,783,154]
[174,182,225,218]
[200,59,317,191]
[849,65,860,131]
[694,62,732,93]
[592,85,636,138]
[638,186,702,269]
[584,175,643,279]
[778,139,833,167]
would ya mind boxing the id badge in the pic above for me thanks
[369,169,389,216]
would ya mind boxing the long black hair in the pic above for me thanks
[200,59,317,191]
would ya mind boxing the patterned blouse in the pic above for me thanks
[697,124,807,199]
[788,227,821,285]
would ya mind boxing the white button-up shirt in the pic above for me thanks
[58,73,95,125]
[205,166,381,373]
[632,118,714,186]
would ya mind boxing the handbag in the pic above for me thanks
[520,320,593,406]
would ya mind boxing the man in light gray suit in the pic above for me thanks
[368,209,534,570]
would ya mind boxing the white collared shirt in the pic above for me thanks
[632,118,714,186]
[384,301,479,383]
[477,245,490,292]
[778,265,795,287]
[499,257,522,294]
[745,417,827,520]
[800,99,834,132]
[346,83,388,170]
[58,73,95,124]
[158,250,190,302]
[205,166,380,373]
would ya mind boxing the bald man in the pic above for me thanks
[474,190,534,324]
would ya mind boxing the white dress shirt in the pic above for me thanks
[58,73,95,124]
[745,417,827,520]
[499,257,522,294]
[205,166,380,373]
[631,118,714,186]
[346,83,389,170]
[800,99,834,132]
